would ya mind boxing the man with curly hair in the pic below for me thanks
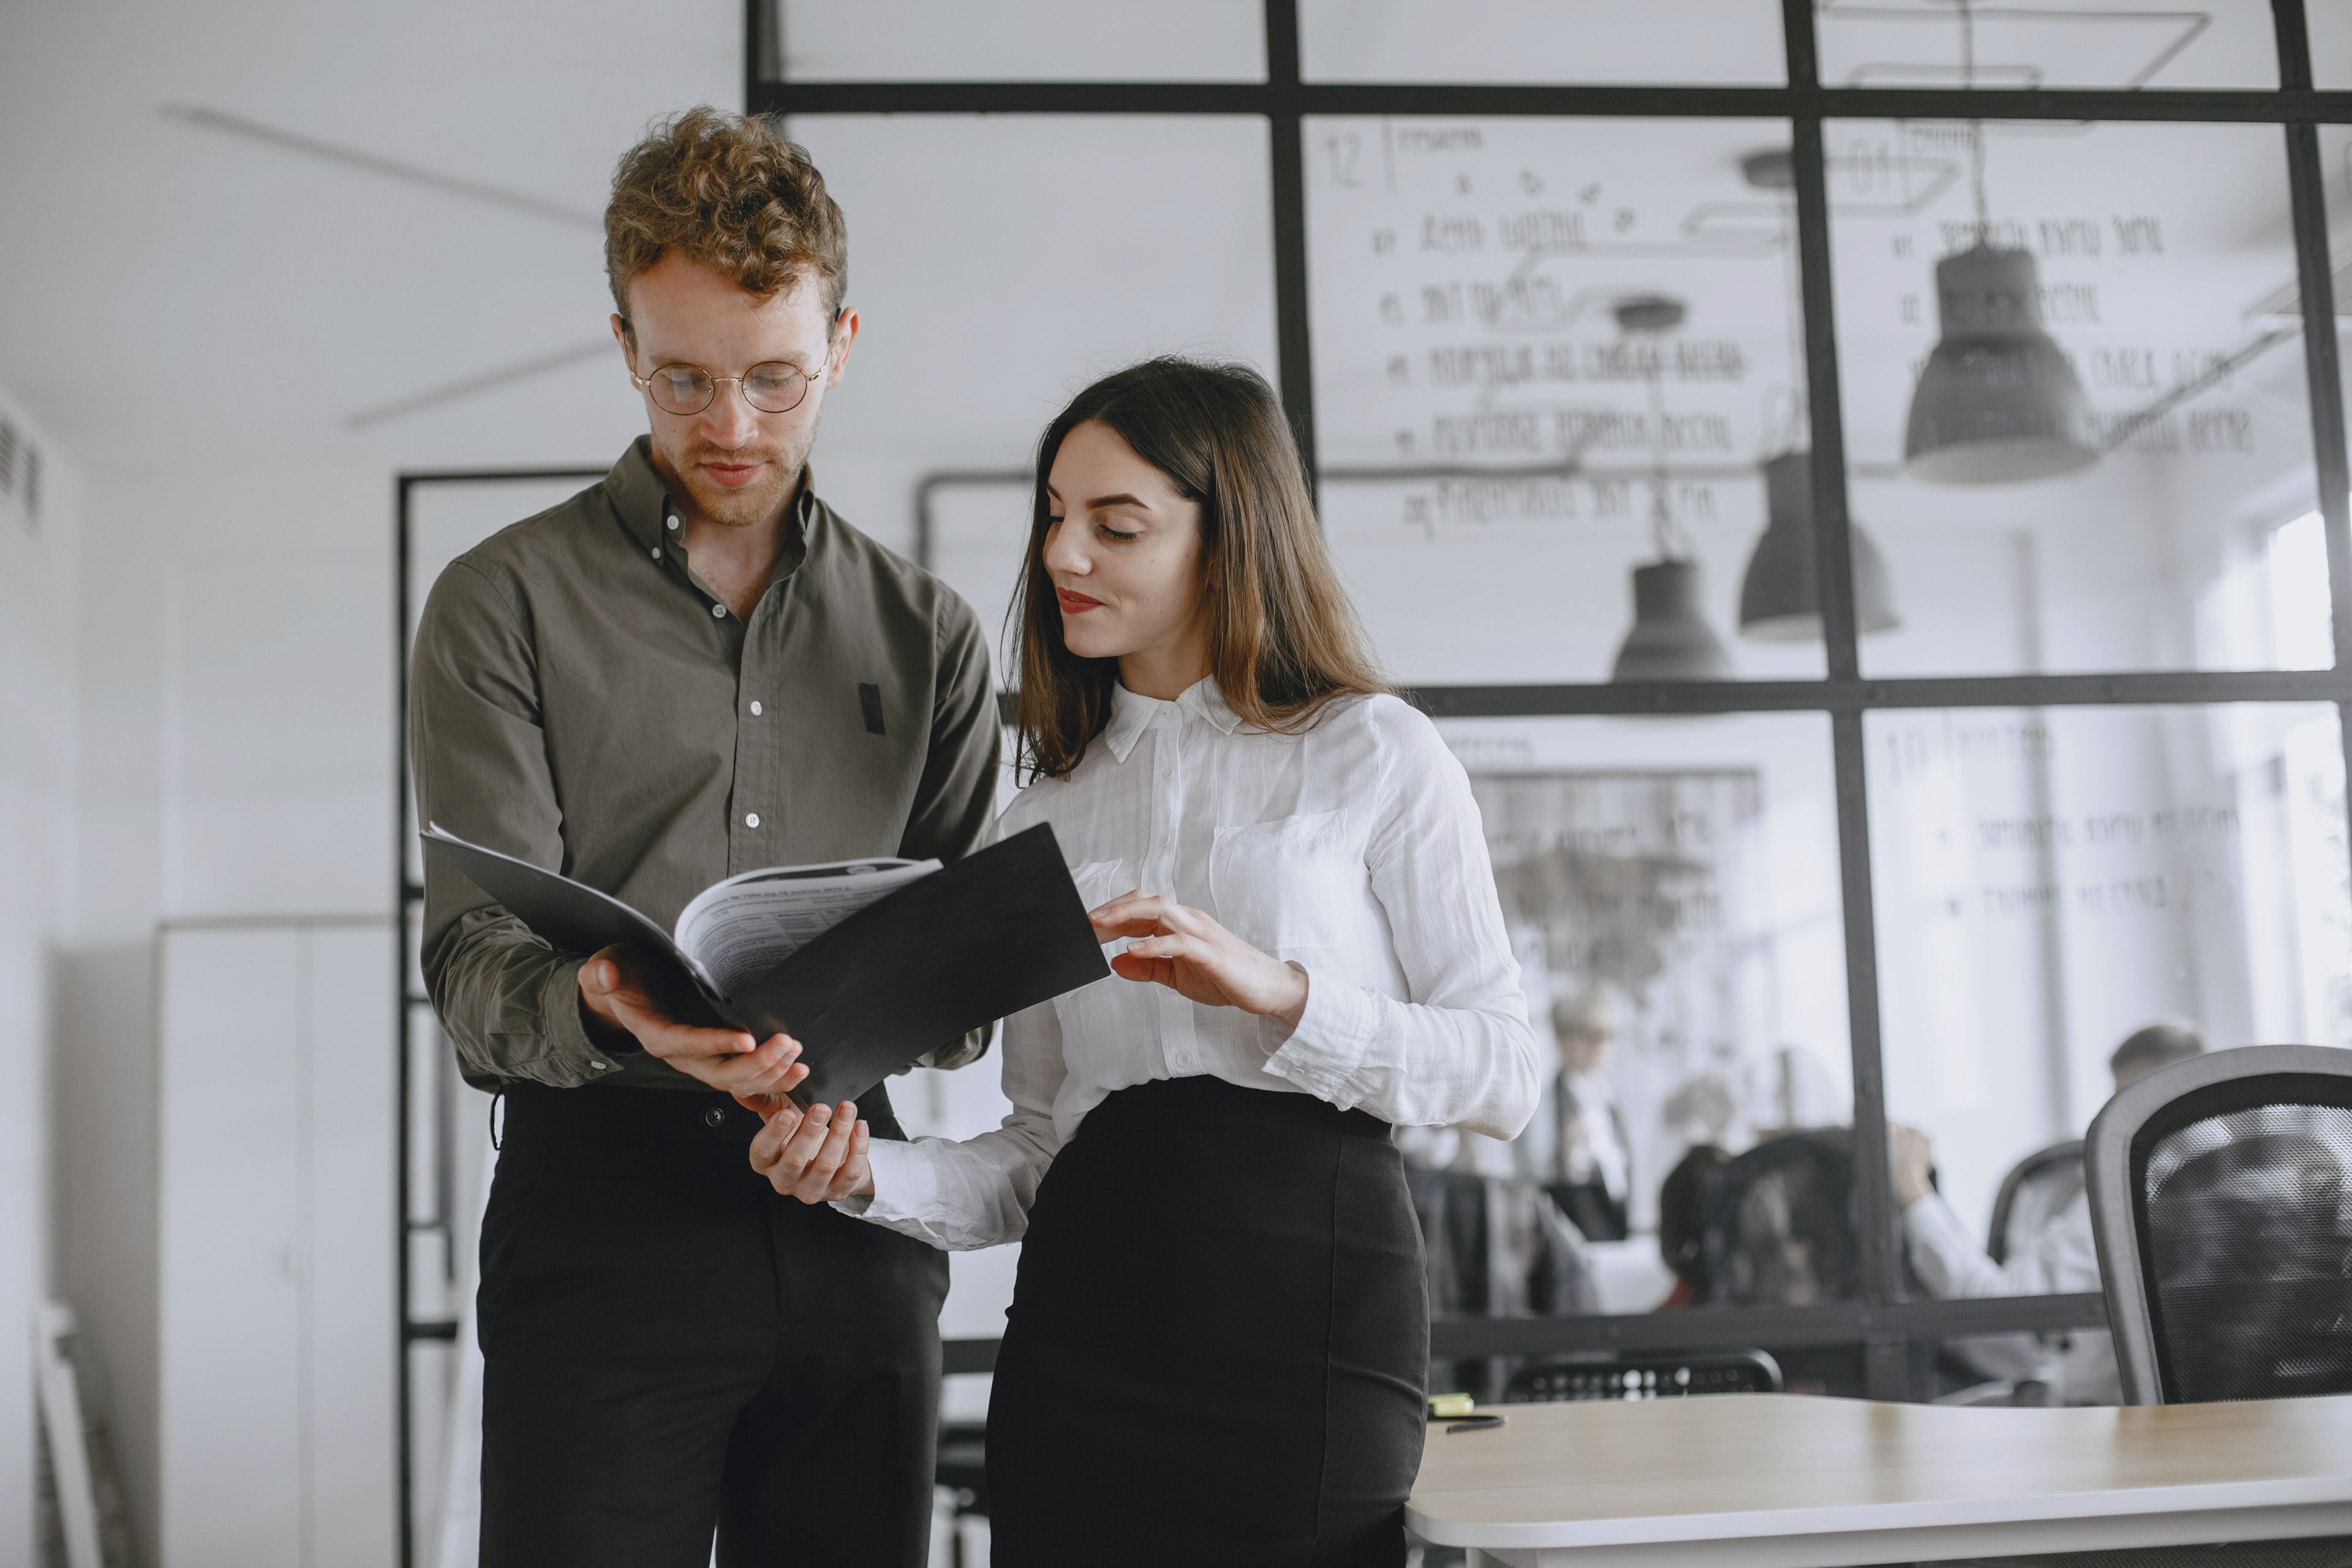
[410,107,997,1565]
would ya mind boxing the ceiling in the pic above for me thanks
[0,0,736,473]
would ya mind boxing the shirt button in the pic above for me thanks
[712,604,726,618]
[703,1106,726,1128]
[649,548,662,561]
[667,515,681,531]
[749,701,764,716]
[589,1060,608,1071]
[745,812,761,827]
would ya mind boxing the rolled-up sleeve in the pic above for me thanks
[410,558,614,1089]
[1264,706,1540,1139]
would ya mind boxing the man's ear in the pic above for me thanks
[825,306,861,386]
[610,313,634,368]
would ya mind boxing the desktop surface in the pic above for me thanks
[1409,1391,2352,1564]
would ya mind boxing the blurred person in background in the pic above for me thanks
[1654,1142,1731,1308]
[1890,1021,2206,1403]
[1544,990,1632,1241]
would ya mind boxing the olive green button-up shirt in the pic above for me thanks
[410,438,1001,1093]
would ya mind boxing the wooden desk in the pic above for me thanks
[1408,1393,2352,1567]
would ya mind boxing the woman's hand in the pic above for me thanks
[1090,891,1310,1028]
[745,1097,875,1203]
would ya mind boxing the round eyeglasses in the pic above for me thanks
[631,360,821,417]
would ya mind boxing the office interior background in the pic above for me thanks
[6,0,2352,1562]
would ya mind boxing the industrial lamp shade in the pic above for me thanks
[1611,558,1734,680]
[1739,450,1901,641]
[1903,245,2098,485]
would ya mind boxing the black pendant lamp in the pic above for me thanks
[1901,0,2098,485]
[1608,294,1735,682]
[1903,244,2098,484]
[1614,558,1735,679]
[1738,450,1901,641]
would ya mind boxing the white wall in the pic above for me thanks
[50,459,403,1553]
[0,380,81,1567]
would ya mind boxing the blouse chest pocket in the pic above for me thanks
[1066,858,1131,914]
[1209,810,1363,956]
[1052,858,1131,1043]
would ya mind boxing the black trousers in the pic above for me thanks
[477,1082,949,1568]
[987,1074,1429,1567]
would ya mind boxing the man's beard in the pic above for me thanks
[657,429,813,529]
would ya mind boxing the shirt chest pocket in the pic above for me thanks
[1209,810,1363,956]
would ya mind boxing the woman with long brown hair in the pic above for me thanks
[749,356,1538,1564]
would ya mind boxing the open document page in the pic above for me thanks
[673,859,938,1004]
[423,820,1105,1104]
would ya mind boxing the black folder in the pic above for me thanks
[422,823,1107,1105]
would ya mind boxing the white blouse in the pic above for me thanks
[845,677,1540,1251]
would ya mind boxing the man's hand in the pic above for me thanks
[1888,1121,1936,1209]
[749,1099,873,1202]
[576,944,809,1099]
[1089,891,1311,1029]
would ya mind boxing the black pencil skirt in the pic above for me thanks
[986,1073,1429,1567]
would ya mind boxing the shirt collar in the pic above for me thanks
[604,436,816,576]
[1101,676,1239,764]
[1177,676,1243,735]
[605,437,673,553]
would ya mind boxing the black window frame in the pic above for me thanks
[391,2,2352,1555]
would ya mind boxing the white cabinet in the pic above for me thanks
[158,920,396,1568]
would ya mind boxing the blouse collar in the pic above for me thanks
[1101,676,1240,763]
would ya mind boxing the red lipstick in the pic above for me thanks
[1055,587,1104,614]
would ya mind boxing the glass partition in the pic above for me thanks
[1816,0,2280,91]
[1308,116,1825,683]
[1828,119,2327,677]
[771,0,1266,81]
[1869,703,2351,1235]
[785,113,1277,577]
[1300,0,1786,85]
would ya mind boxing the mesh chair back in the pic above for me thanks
[1506,1349,1782,1403]
[2086,1046,2352,1404]
[1989,1139,2086,1265]
[1700,1129,1866,1308]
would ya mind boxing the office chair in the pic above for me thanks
[2087,1045,2352,1406]
[1505,1349,1782,1403]
[1989,1139,2086,1264]
[1691,1129,1885,1396]
[1700,1129,1866,1309]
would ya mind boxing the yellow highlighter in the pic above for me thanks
[1427,1392,1477,1420]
